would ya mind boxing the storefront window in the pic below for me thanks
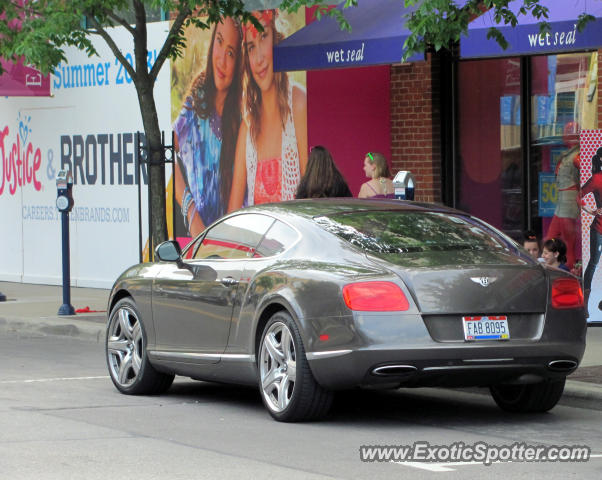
[457,58,523,239]
[530,52,598,269]
[457,52,599,265]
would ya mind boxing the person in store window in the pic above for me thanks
[541,238,570,271]
[522,230,541,260]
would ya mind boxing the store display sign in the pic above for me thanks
[550,148,565,173]
[461,0,602,59]
[500,96,513,125]
[538,172,557,217]
[536,96,552,125]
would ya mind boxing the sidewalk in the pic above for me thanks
[1,280,601,409]
[0,281,109,343]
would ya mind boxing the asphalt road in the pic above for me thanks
[1,330,601,480]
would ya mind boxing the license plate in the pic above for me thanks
[463,315,510,341]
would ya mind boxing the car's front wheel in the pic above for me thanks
[489,378,566,413]
[258,311,333,422]
[106,297,174,395]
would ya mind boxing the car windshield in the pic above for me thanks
[314,210,519,267]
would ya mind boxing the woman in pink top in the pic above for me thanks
[228,10,308,211]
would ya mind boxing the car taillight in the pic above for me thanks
[551,278,584,309]
[342,281,410,311]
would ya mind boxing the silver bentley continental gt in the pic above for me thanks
[105,199,586,422]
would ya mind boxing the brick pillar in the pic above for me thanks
[390,54,442,203]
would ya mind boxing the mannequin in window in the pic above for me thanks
[546,121,580,270]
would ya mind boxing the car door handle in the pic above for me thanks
[220,277,239,287]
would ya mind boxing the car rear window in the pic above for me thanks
[314,211,512,255]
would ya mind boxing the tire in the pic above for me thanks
[489,378,566,413]
[258,311,333,422]
[106,297,174,395]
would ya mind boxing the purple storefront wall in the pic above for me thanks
[306,65,391,197]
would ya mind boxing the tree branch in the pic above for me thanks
[84,13,138,85]
[149,2,191,83]
[105,10,136,36]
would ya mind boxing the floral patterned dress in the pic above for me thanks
[174,96,223,227]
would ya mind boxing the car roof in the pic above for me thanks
[238,198,465,220]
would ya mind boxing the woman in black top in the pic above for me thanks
[295,145,352,199]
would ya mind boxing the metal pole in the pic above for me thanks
[148,148,153,260]
[137,132,143,263]
[58,210,74,315]
[169,130,176,239]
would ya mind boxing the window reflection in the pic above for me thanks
[531,52,598,270]
[315,212,507,254]
[457,57,523,237]
[457,51,599,271]
[254,221,298,258]
[193,214,274,260]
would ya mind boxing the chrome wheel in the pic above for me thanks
[259,321,297,413]
[107,305,143,388]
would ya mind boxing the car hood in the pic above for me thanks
[367,249,548,314]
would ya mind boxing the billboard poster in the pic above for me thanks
[170,9,306,245]
[579,129,602,324]
[0,22,171,288]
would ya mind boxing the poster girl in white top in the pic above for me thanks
[228,10,308,211]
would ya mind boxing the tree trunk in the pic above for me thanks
[136,81,167,257]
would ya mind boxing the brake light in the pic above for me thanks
[342,281,410,311]
[551,278,584,309]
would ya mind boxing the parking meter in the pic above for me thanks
[56,169,74,213]
[56,168,75,315]
[393,171,416,200]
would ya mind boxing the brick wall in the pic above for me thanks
[390,54,442,204]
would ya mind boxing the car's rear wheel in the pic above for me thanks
[106,297,174,395]
[489,378,566,413]
[258,311,333,422]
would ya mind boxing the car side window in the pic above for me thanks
[193,214,275,260]
[254,220,298,258]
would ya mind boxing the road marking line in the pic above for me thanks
[394,455,602,472]
[393,461,484,472]
[0,376,109,384]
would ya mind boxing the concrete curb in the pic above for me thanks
[0,314,106,343]
[562,380,602,410]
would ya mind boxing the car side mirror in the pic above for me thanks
[155,241,182,263]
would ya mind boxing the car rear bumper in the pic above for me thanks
[307,341,586,390]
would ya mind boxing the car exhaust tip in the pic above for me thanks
[548,359,578,372]
[372,365,417,376]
